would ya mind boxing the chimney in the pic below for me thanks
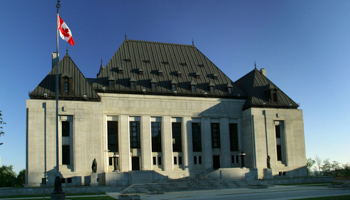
[260,68,266,77]
[52,52,59,69]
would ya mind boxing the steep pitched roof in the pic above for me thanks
[235,68,298,110]
[93,39,245,98]
[30,54,100,101]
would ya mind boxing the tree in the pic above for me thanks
[321,159,332,176]
[0,110,5,137]
[306,158,315,175]
[0,165,16,187]
[15,169,26,187]
[315,155,322,175]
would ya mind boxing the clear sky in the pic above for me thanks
[0,0,349,174]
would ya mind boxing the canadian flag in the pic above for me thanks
[58,15,75,46]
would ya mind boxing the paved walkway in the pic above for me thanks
[107,185,350,200]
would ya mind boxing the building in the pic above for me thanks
[26,39,306,187]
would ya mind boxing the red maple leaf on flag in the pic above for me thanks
[61,28,70,37]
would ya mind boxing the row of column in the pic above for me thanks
[110,115,241,172]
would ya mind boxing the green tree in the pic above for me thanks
[15,169,26,187]
[321,159,332,176]
[306,158,315,175]
[0,165,16,187]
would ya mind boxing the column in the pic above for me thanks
[182,117,191,170]
[141,115,152,170]
[119,115,130,172]
[220,118,230,168]
[202,117,212,169]
[162,116,172,171]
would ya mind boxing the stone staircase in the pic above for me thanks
[120,177,250,194]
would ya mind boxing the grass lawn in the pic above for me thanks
[292,195,350,200]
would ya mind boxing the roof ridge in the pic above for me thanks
[126,39,194,47]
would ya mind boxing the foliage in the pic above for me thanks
[0,165,26,187]
[0,110,5,137]
[0,165,16,187]
[306,158,315,175]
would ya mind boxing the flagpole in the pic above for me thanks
[52,0,65,198]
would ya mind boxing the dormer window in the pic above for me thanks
[227,82,233,94]
[209,81,215,92]
[266,84,278,103]
[172,84,177,91]
[64,78,69,93]
[130,77,137,89]
[60,73,72,95]
[150,78,158,90]
[210,86,214,92]
[195,72,200,79]
[213,73,218,80]
[118,67,123,74]
[108,76,116,89]
[190,79,197,92]
[177,71,182,78]
[109,81,114,88]
[180,62,187,66]
[158,70,163,76]
[191,85,196,92]
[138,69,144,75]
[171,79,178,91]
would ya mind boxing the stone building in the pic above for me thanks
[26,39,306,187]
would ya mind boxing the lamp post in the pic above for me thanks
[239,151,246,168]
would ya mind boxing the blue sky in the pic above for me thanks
[0,0,349,174]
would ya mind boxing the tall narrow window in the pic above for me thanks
[152,83,157,90]
[151,122,161,152]
[130,121,140,149]
[229,123,239,151]
[210,86,215,92]
[191,85,196,92]
[192,123,202,152]
[109,81,114,88]
[62,145,70,165]
[275,124,282,161]
[62,121,70,137]
[108,121,118,152]
[276,125,281,138]
[172,122,182,152]
[172,84,177,91]
[131,82,136,89]
[211,123,221,148]
[64,78,69,93]
[228,87,232,94]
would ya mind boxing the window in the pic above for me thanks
[67,178,72,183]
[64,78,69,93]
[192,123,202,152]
[231,156,235,163]
[139,71,143,75]
[108,121,118,152]
[172,84,177,91]
[198,156,202,164]
[210,86,214,92]
[194,156,197,164]
[109,81,114,88]
[172,122,182,152]
[275,125,281,138]
[228,87,232,94]
[130,121,140,149]
[179,156,183,165]
[131,82,136,89]
[194,156,202,165]
[109,157,113,166]
[62,145,70,165]
[158,156,162,165]
[191,85,196,92]
[159,72,163,76]
[229,123,239,151]
[277,145,282,161]
[211,123,221,148]
[62,121,70,137]
[174,157,177,165]
[151,122,161,152]
[153,157,156,165]
[152,83,157,90]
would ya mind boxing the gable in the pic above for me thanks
[30,54,100,101]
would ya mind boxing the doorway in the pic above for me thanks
[132,156,140,171]
[213,155,220,169]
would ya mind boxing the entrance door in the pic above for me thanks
[213,155,220,169]
[132,157,140,171]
